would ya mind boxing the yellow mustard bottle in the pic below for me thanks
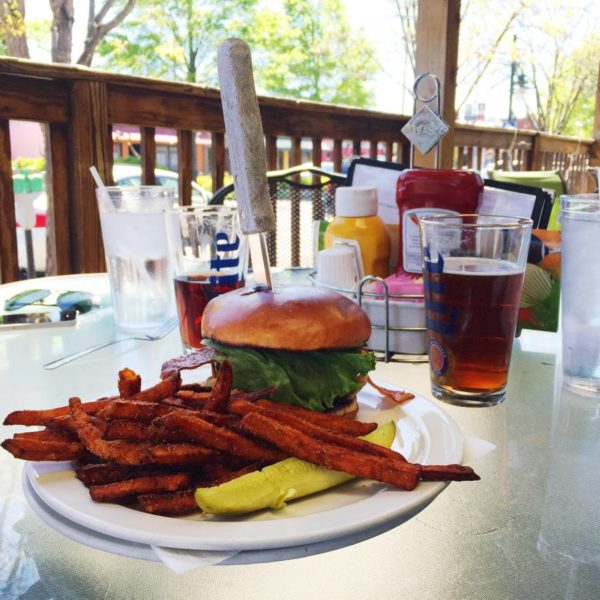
[324,186,390,278]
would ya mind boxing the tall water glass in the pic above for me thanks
[419,214,532,406]
[560,194,600,395]
[165,206,248,353]
[96,186,175,332]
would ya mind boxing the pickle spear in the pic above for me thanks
[195,420,396,515]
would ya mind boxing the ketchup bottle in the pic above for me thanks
[395,169,483,275]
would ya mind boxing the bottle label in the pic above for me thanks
[402,208,459,273]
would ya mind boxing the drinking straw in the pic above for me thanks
[90,166,113,211]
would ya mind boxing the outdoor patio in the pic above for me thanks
[0,0,598,283]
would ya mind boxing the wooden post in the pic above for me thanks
[333,139,343,172]
[69,80,111,273]
[47,122,72,274]
[141,127,156,185]
[414,0,461,169]
[291,136,302,167]
[527,132,543,171]
[211,131,225,192]
[266,135,278,171]
[0,119,19,282]
[177,130,193,206]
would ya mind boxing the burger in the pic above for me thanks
[200,285,375,416]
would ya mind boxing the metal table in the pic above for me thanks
[1,274,598,600]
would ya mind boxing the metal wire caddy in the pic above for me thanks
[308,272,428,364]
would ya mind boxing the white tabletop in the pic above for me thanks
[1,273,598,600]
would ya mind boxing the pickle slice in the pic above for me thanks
[195,420,396,515]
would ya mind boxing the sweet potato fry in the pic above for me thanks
[89,473,192,503]
[229,398,409,462]
[161,396,196,409]
[72,398,217,466]
[149,423,196,443]
[154,411,285,463]
[103,419,151,442]
[231,401,478,482]
[98,400,175,422]
[44,414,77,433]
[253,399,378,436]
[1,437,84,461]
[160,346,217,379]
[127,373,181,404]
[103,419,196,444]
[420,464,480,481]
[367,376,415,404]
[3,397,112,426]
[173,390,211,403]
[76,462,157,486]
[118,368,142,398]
[147,443,218,465]
[201,462,262,487]
[137,489,198,515]
[203,360,233,413]
[239,412,421,490]
[14,429,78,443]
[70,397,153,465]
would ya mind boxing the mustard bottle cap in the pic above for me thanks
[335,186,378,217]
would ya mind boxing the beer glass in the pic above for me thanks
[165,206,249,353]
[419,214,532,406]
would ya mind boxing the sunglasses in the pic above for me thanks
[4,289,99,314]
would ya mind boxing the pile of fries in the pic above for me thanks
[2,351,478,517]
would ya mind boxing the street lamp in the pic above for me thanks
[508,35,527,126]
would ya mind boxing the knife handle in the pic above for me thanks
[217,38,276,235]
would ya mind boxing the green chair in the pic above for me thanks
[489,170,566,230]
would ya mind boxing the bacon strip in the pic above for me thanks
[160,347,217,379]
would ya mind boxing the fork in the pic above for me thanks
[43,315,179,370]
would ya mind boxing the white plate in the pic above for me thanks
[22,470,430,565]
[26,382,463,552]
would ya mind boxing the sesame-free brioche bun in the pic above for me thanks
[201,285,371,351]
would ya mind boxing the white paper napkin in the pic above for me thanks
[151,545,239,573]
[462,433,496,463]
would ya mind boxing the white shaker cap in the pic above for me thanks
[316,246,359,291]
[335,186,378,217]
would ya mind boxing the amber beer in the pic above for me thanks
[424,256,525,403]
[174,274,244,349]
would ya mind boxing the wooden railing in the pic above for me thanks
[454,124,596,193]
[0,58,596,282]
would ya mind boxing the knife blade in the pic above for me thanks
[217,38,276,289]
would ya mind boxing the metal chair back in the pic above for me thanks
[210,164,346,267]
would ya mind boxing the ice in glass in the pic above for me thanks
[560,195,600,395]
[97,186,175,332]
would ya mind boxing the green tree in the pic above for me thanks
[96,0,259,83]
[97,0,376,108]
[517,2,600,136]
[0,0,136,63]
[251,0,376,107]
